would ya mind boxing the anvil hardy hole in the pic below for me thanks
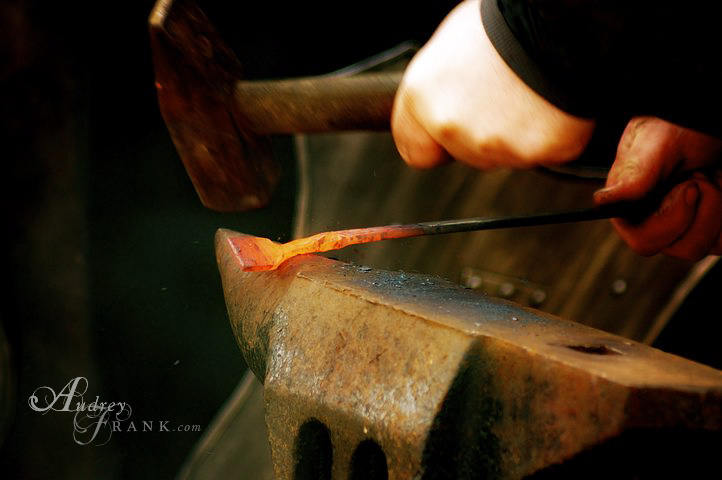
[565,343,621,355]
[293,419,332,480]
[350,439,388,480]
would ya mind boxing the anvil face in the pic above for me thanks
[216,229,722,479]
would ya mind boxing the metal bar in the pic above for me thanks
[415,202,628,235]
[223,200,651,272]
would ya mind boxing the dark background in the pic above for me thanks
[0,0,458,478]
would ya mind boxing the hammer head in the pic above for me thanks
[149,0,280,212]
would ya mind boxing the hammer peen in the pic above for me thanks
[149,0,401,212]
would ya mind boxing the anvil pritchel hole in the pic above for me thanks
[565,344,622,356]
[350,439,388,480]
[294,419,332,480]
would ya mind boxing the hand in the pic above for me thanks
[391,0,595,170]
[594,117,722,261]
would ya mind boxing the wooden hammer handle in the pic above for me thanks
[232,72,402,135]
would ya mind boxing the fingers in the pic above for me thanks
[390,0,486,170]
[391,89,450,169]
[613,178,722,261]
[596,116,722,260]
[662,178,722,260]
[610,180,698,256]
[594,117,681,205]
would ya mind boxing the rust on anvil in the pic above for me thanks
[216,228,722,479]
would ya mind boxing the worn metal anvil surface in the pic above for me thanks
[216,229,722,479]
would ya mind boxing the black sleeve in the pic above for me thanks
[481,0,722,138]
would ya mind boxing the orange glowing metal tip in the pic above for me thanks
[222,201,648,272]
[227,224,425,271]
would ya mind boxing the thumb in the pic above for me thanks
[594,117,680,205]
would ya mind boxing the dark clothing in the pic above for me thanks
[482,0,722,138]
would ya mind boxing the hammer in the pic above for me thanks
[149,0,401,212]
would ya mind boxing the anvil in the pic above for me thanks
[216,228,722,479]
